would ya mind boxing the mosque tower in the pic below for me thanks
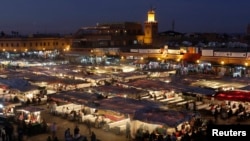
[144,8,158,45]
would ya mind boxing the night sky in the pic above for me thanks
[0,0,250,34]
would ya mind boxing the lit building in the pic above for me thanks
[72,22,144,49]
[71,8,160,50]
[0,8,249,68]
[144,9,158,45]
[0,34,72,53]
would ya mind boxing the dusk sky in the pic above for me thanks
[0,0,250,34]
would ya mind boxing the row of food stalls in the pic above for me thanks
[92,85,146,99]
[3,60,246,137]
[47,91,195,137]
[43,77,250,137]
[88,78,184,104]
[0,74,91,116]
[45,76,196,137]
[1,79,247,137]
[111,72,148,82]
[0,65,148,117]
[119,79,180,99]
[186,78,250,119]
[0,78,40,116]
[1,79,248,137]
[1,67,244,138]
[197,89,250,120]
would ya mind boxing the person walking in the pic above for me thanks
[125,121,131,139]
[53,136,59,141]
[1,127,6,141]
[90,131,96,141]
[64,128,71,141]
[50,122,57,139]
[5,124,14,141]
[17,124,24,141]
[74,125,80,139]
[86,120,91,135]
[47,136,52,141]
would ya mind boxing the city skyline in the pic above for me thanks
[0,0,250,35]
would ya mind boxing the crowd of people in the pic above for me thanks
[133,116,210,141]
[45,122,98,141]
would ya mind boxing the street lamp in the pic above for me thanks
[124,94,127,103]
[221,61,224,65]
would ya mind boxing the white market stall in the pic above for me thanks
[16,106,45,123]
[131,108,194,139]
[88,97,160,134]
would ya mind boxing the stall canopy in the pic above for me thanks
[0,78,38,92]
[213,90,250,102]
[133,108,194,127]
[49,91,97,104]
[182,87,215,96]
[125,79,171,91]
[0,83,8,89]
[94,85,146,98]
[16,106,45,113]
[91,97,160,115]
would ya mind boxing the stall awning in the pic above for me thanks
[214,90,250,102]
[16,106,45,113]
[133,108,194,127]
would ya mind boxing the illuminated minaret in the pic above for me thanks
[144,8,158,45]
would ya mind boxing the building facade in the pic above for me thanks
[0,34,71,53]
[72,22,144,49]
[0,9,249,68]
